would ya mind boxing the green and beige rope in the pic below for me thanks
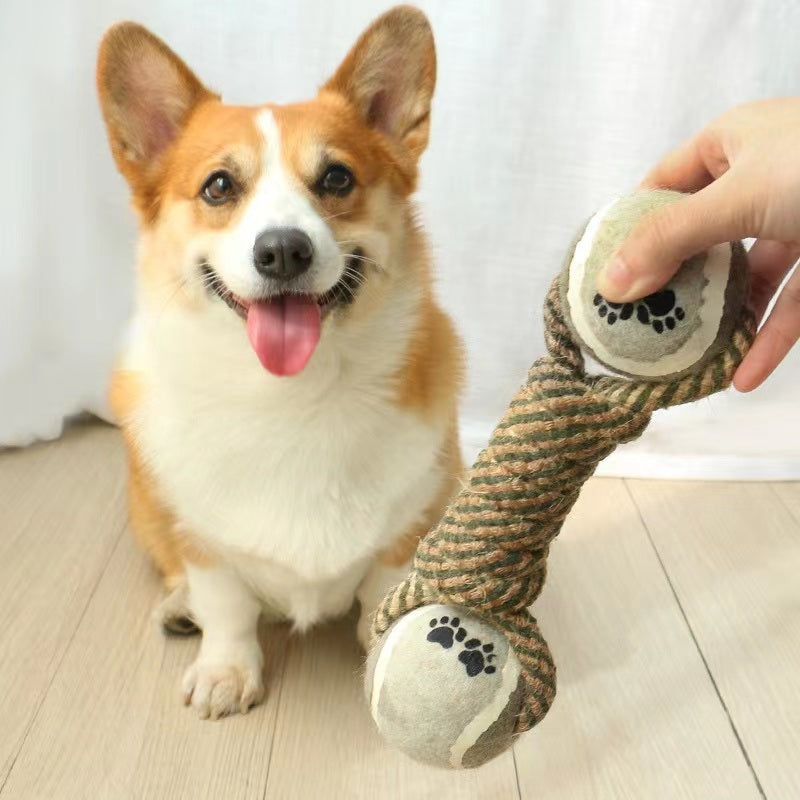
[374,275,756,735]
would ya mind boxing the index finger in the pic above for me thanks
[640,135,718,193]
[733,266,800,391]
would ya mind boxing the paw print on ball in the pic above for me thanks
[427,617,497,677]
[458,638,497,677]
[635,289,685,333]
[594,289,685,334]
[593,293,634,325]
[426,615,467,648]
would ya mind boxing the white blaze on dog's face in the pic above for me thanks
[97,8,435,376]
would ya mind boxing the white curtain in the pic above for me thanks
[3,0,799,476]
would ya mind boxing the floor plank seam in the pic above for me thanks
[0,515,128,798]
[511,745,523,799]
[260,636,291,800]
[768,484,800,532]
[622,480,768,800]
[129,618,172,793]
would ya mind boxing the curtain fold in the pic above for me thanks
[3,0,799,475]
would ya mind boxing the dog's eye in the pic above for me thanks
[319,164,355,197]
[201,171,237,205]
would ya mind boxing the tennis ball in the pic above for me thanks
[365,604,523,769]
[560,190,748,380]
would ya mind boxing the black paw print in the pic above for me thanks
[593,293,634,325]
[427,617,497,677]
[593,290,684,334]
[634,290,684,334]
[458,639,497,677]
[427,616,467,649]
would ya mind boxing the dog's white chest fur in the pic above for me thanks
[129,304,444,625]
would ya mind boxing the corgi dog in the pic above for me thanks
[97,5,463,720]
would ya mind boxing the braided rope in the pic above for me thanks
[374,275,756,735]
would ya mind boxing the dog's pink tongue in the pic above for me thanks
[246,296,321,376]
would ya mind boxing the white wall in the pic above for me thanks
[2,0,799,475]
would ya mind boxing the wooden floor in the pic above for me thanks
[1,424,798,800]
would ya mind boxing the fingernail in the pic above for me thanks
[599,257,633,296]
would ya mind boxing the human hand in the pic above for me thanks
[596,98,800,391]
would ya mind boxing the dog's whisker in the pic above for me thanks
[321,210,353,223]
[342,265,368,286]
[152,273,193,292]
[345,253,384,273]
[346,253,380,266]
[341,260,367,281]
[153,276,191,327]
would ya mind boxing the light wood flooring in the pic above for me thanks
[1,424,798,799]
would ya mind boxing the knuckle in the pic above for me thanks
[622,208,686,280]
[636,207,683,257]
[730,186,763,233]
[632,210,667,250]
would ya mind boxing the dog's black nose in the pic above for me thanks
[253,228,314,281]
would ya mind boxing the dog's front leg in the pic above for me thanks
[182,562,264,719]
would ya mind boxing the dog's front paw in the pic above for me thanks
[182,644,264,720]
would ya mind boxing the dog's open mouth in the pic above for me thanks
[199,251,364,377]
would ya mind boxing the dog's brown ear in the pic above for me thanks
[97,22,216,192]
[322,6,436,162]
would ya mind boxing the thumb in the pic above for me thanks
[596,175,755,302]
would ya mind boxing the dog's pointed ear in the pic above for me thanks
[97,22,216,187]
[321,6,436,161]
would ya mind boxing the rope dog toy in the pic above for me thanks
[364,190,755,768]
